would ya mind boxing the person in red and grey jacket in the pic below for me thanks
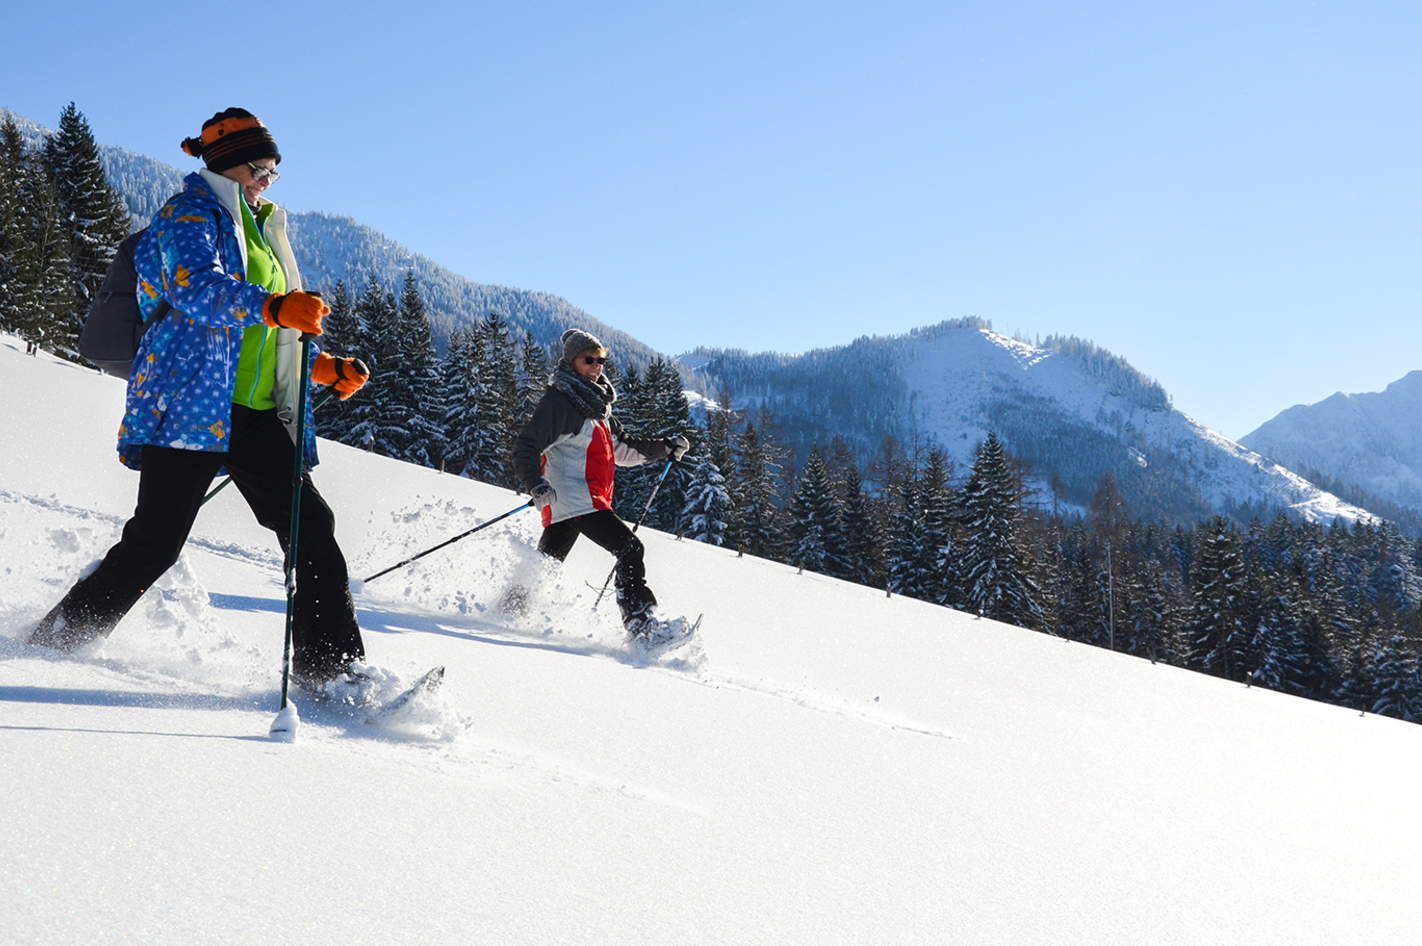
[512,330,689,634]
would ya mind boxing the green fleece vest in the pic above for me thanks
[233,202,287,410]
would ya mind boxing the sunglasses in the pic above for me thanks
[582,356,607,365]
[247,162,281,183]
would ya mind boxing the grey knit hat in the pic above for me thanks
[561,328,604,365]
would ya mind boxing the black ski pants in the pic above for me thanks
[35,405,363,680]
[539,509,656,627]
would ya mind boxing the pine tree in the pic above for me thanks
[643,357,694,530]
[43,103,131,350]
[786,445,845,576]
[887,475,935,601]
[1362,522,1422,620]
[611,364,652,522]
[440,325,485,477]
[734,418,785,560]
[516,331,550,429]
[15,141,74,355]
[680,452,733,546]
[346,274,399,455]
[396,271,446,468]
[317,280,361,444]
[1057,521,1101,643]
[1031,517,1068,638]
[1186,516,1251,681]
[838,462,883,587]
[959,432,1043,628]
[470,312,520,487]
[702,388,743,547]
[0,117,28,336]
[920,449,958,606]
[1360,629,1422,722]
[1243,566,1326,696]
[1299,546,1358,699]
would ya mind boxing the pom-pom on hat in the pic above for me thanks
[561,329,604,365]
[180,108,281,173]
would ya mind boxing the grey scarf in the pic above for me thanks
[551,362,616,420]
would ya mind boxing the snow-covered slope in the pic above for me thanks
[1242,370,1422,519]
[3,334,1421,944]
[694,321,1369,525]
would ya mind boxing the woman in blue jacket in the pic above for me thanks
[32,109,371,690]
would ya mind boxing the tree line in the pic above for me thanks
[311,271,1422,726]
[0,106,131,357]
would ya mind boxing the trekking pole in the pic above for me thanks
[202,380,350,507]
[359,501,534,585]
[271,334,317,737]
[592,458,676,611]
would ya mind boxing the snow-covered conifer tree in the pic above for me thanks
[468,312,519,487]
[786,445,844,576]
[345,274,400,456]
[317,280,361,445]
[516,331,550,429]
[440,325,485,477]
[959,432,1043,629]
[0,118,28,337]
[1185,516,1251,680]
[837,462,882,587]
[43,103,131,348]
[15,139,74,355]
[887,476,935,601]
[681,453,732,546]
[920,449,958,606]
[396,271,446,468]
[702,388,742,546]
[1360,630,1422,722]
[734,418,785,560]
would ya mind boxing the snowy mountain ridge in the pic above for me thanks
[1242,369,1422,525]
[693,321,1372,526]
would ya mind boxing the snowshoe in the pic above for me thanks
[627,614,702,656]
[296,661,395,708]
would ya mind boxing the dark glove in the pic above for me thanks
[665,435,690,461]
[263,290,328,336]
[312,352,369,400]
[531,482,557,510]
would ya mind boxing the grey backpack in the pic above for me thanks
[78,228,173,378]
[79,195,215,379]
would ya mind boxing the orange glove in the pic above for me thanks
[312,352,370,400]
[262,290,328,336]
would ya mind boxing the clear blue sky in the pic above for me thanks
[5,1,1420,439]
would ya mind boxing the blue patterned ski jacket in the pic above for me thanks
[122,170,319,471]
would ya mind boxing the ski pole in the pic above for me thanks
[202,379,351,508]
[592,458,675,611]
[360,501,534,585]
[277,334,316,716]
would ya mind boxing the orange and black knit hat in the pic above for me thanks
[180,108,280,173]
